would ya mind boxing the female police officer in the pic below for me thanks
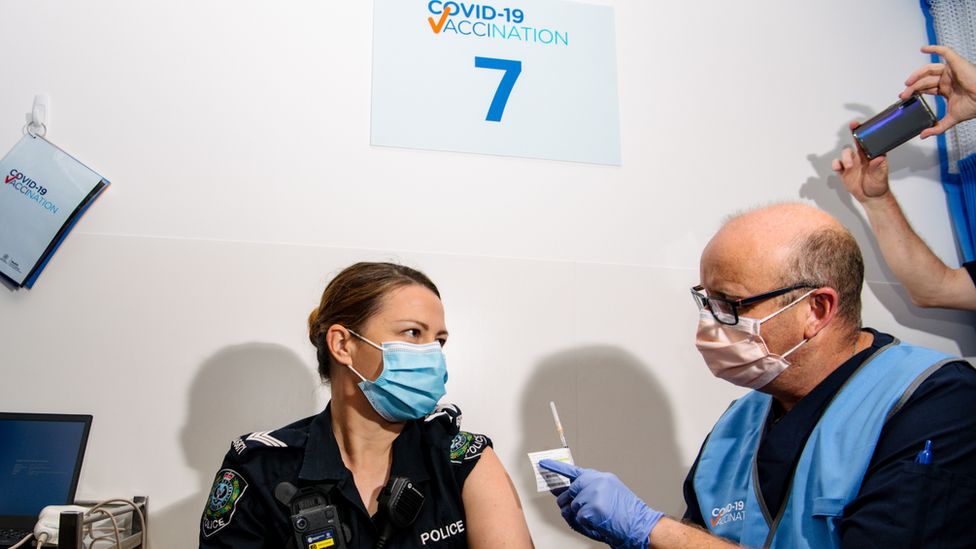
[199,262,534,548]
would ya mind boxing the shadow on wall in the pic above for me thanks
[801,107,976,355]
[1,276,16,292]
[151,343,321,549]
[518,346,685,548]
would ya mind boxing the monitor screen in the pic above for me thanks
[0,414,91,518]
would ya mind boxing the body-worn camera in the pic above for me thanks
[853,93,937,159]
[291,502,346,549]
[275,482,350,549]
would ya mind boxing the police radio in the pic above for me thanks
[375,476,424,549]
[275,482,350,549]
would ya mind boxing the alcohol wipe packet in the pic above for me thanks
[527,447,575,492]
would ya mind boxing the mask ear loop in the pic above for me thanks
[347,328,384,351]
[345,362,369,383]
[780,336,810,358]
[758,289,817,323]
[344,328,382,382]
[769,289,819,358]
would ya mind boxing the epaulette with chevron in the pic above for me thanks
[229,429,293,456]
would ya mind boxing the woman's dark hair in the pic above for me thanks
[308,262,440,382]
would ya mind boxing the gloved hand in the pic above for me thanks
[539,459,663,549]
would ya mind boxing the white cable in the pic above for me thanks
[32,498,147,548]
[87,498,147,549]
[85,513,124,547]
[86,517,131,541]
[88,508,121,548]
[7,532,34,549]
[9,531,48,549]
[90,535,126,548]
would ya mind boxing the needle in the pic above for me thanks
[550,401,568,448]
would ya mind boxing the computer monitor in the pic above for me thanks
[0,413,92,531]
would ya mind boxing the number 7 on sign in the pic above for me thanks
[474,57,522,122]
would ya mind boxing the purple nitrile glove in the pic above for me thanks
[539,459,663,549]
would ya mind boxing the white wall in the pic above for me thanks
[2,1,974,547]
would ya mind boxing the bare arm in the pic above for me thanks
[462,447,534,548]
[650,518,741,549]
[859,192,976,309]
[832,128,976,310]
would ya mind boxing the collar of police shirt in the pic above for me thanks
[298,404,431,503]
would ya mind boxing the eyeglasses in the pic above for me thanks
[691,283,818,326]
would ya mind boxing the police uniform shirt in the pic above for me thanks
[199,404,491,548]
[682,329,976,547]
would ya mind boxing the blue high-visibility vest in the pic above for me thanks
[693,341,955,548]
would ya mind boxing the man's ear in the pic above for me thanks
[805,287,839,339]
[326,324,354,367]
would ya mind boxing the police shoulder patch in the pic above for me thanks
[202,468,248,538]
[449,431,489,463]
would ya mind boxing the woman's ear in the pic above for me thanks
[805,287,839,339]
[326,324,354,367]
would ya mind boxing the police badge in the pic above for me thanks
[202,469,248,538]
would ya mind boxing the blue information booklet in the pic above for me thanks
[0,134,109,288]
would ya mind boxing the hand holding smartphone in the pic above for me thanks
[852,94,937,159]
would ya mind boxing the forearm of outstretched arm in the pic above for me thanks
[861,193,976,309]
[649,517,741,549]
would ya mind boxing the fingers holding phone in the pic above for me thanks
[833,121,890,204]
[900,45,976,138]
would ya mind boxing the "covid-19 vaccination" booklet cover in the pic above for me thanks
[0,133,109,288]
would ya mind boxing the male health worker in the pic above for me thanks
[542,203,976,548]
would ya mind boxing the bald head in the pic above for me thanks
[730,202,844,230]
[702,203,863,330]
[708,203,845,259]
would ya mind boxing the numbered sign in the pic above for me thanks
[371,0,621,165]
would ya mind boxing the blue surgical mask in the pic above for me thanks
[345,329,448,422]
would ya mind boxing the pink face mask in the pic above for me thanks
[695,290,815,389]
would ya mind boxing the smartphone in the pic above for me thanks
[852,93,936,159]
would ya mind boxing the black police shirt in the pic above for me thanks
[199,404,491,548]
[682,329,976,548]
